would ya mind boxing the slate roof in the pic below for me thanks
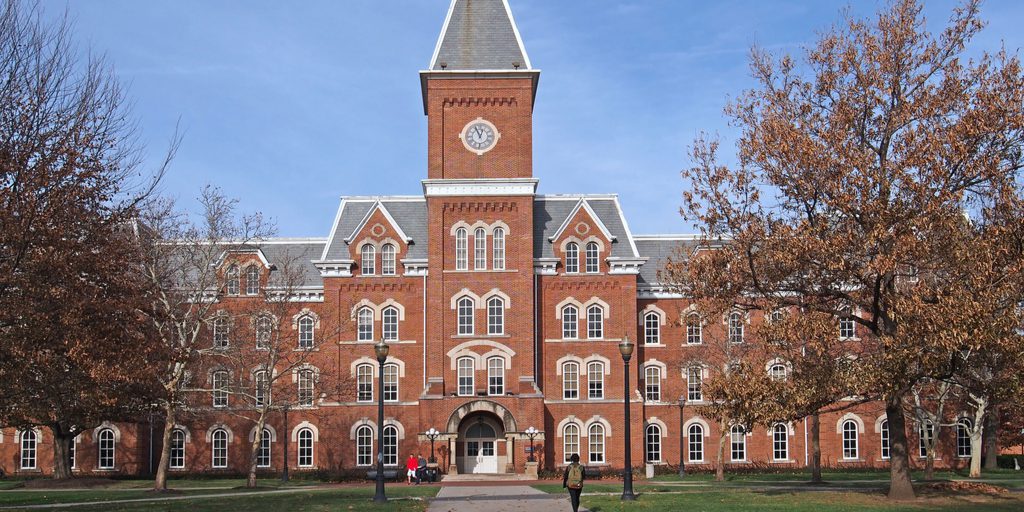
[533,195,639,259]
[633,236,700,286]
[321,197,428,261]
[430,0,532,71]
[258,240,327,287]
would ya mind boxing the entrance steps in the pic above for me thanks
[441,473,536,482]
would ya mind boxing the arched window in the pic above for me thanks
[644,366,661,402]
[688,424,704,462]
[226,264,240,295]
[839,316,855,339]
[646,424,662,463]
[562,362,579,400]
[381,243,396,276]
[212,370,229,408]
[587,361,604,399]
[254,370,270,407]
[585,242,600,273]
[842,420,858,459]
[588,424,605,463]
[382,306,399,341]
[487,357,505,396]
[487,297,504,335]
[382,425,398,466]
[356,364,373,402]
[298,315,315,349]
[687,367,703,402]
[561,305,578,339]
[769,363,788,381]
[563,423,580,463]
[474,227,487,270]
[457,357,474,396]
[297,428,314,467]
[728,312,744,344]
[20,430,37,469]
[361,244,376,275]
[455,228,468,270]
[686,313,702,345]
[957,419,972,458]
[297,369,315,407]
[254,315,273,350]
[492,228,505,270]
[356,425,373,466]
[357,307,374,341]
[245,265,260,295]
[644,312,660,345]
[919,420,934,458]
[383,363,398,402]
[211,428,228,468]
[730,425,746,462]
[257,428,272,468]
[457,297,474,335]
[565,242,579,274]
[881,420,890,460]
[170,429,186,469]
[213,316,229,349]
[772,424,788,461]
[586,305,603,339]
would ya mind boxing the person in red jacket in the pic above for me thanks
[406,454,418,485]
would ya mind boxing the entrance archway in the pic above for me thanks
[457,412,504,474]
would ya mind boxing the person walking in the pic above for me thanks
[562,453,585,512]
[406,454,418,485]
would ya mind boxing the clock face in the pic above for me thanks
[460,118,500,155]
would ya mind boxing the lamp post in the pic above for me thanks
[373,339,390,504]
[618,337,637,501]
[425,428,440,464]
[678,396,686,477]
[525,426,540,462]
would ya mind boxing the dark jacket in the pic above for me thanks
[562,462,586,488]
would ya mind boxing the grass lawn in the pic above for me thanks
[569,490,1024,511]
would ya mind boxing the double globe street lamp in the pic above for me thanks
[425,427,441,464]
[524,426,540,462]
[373,339,390,504]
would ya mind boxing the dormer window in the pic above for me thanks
[361,245,376,275]
[565,242,579,274]
[225,265,240,295]
[585,242,600,273]
[245,266,260,295]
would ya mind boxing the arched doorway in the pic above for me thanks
[458,413,504,474]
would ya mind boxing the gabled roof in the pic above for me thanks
[321,197,428,261]
[533,195,640,259]
[343,200,412,244]
[429,0,532,71]
[547,198,616,244]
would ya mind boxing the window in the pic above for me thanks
[254,370,270,407]
[839,317,855,339]
[957,419,972,458]
[686,313,702,345]
[455,228,468,270]
[842,420,858,459]
[383,363,398,402]
[457,297,474,335]
[585,242,600,273]
[919,420,934,458]
[487,297,504,335]
[212,429,228,468]
[255,315,272,349]
[357,364,373,402]
[587,361,604,399]
[588,424,605,463]
[728,312,744,344]
[487,357,505,396]
[257,429,272,468]
[457,357,474,396]
[769,363,788,381]
[644,366,661,402]
[226,264,240,295]
[382,306,399,341]
[687,367,703,402]
[492,228,505,270]
[213,316,229,349]
[170,429,185,469]
[357,307,373,341]
[562,362,579,400]
[644,312,660,344]
[382,425,398,466]
[298,315,315,349]
[381,243,396,276]
[474,228,487,270]
[565,242,579,273]
[245,265,260,295]
[361,244,375,275]
[881,420,890,460]
[212,370,229,408]
[586,305,603,339]
[646,424,662,463]
[688,424,704,462]
[562,305,578,339]
[730,425,746,462]
[20,430,37,469]
[297,369,315,406]
[772,424,788,461]
[298,428,314,467]
[69,435,77,469]
[356,425,373,466]
[563,424,580,463]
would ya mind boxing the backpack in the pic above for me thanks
[566,463,584,489]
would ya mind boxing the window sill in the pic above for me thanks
[339,339,416,345]
[643,343,666,348]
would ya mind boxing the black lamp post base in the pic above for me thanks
[621,491,637,501]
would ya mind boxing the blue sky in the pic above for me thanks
[48,0,1024,237]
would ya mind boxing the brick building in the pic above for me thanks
[1,0,977,478]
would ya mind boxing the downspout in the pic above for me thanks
[534,271,539,385]
[803,418,809,466]
[423,272,428,391]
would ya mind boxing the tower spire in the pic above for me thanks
[428,0,532,71]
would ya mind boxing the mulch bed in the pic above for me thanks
[922,481,1008,496]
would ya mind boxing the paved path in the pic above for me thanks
[427,485,584,512]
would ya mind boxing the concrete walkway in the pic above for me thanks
[427,485,584,512]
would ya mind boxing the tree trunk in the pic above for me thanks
[969,399,987,478]
[810,413,822,484]
[885,398,916,500]
[715,415,726,482]
[154,401,176,491]
[247,412,269,488]
[983,406,999,470]
[51,429,73,480]
[924,439,935,481]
